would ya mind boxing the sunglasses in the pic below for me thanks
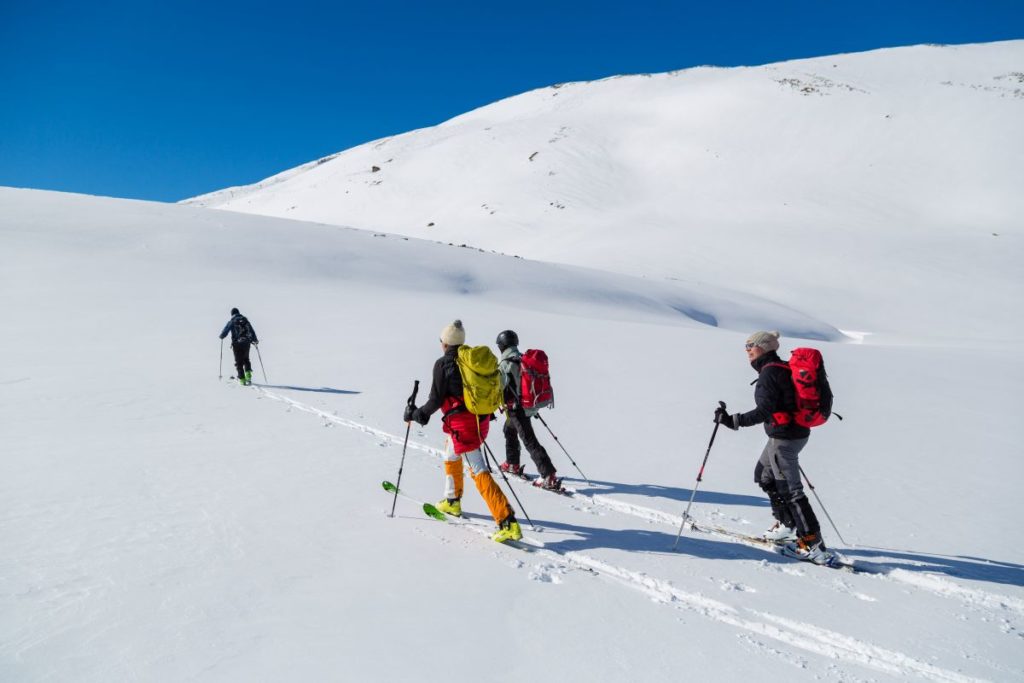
[745,343,756,350]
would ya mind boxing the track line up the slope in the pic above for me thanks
[374,474,980,683]
[254,387,1024,619]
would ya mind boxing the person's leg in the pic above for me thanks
[240,342,252,375]
[755,449,795,528]
[463,447,514,524]
[232,343,245,378]
[443,440,464,501]
[514,411,556,478]
[770,438,821,539]
[502,416,521,467]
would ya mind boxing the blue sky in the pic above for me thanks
[1,1,1020,202]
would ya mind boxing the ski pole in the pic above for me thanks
[672,401,726,551]
[390,380,420,518]
[219,339,224,380]
[799,465,848,546]
[254,343,268,383]
[534,413,589,484]
[481,438,537,531]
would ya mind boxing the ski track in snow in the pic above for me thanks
[254,387,1013,681]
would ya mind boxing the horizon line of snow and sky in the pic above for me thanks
[2,1,1022,203]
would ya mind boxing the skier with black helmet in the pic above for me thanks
[219,308,259,385]
[496,329,562,491]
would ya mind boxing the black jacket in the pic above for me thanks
[736,351,809,440]
[414,345,465,422]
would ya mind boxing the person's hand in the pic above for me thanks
[403,404,416,422]
[714,407,738,430]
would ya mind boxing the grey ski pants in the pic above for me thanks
[754,437,821,537]
[756,437,807,497]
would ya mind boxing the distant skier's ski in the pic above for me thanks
[381,480,542,550]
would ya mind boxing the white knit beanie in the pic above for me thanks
[746,330,780,352]
[440,319,466,346]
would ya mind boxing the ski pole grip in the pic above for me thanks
[407,380,420,407]
[718,400,727,411]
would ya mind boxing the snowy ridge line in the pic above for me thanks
[257,387,991,680]
[255,388,1022,617]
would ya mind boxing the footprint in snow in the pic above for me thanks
[720,580,756,593]
[529,562,567,584]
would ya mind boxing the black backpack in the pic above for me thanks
[232,316,253,343]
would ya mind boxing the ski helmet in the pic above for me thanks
[496,329,519,351]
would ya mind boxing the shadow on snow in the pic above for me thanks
[465,512,1024,587]
[841,547,1024,588]
[254,383,361,395]
[571,478,768,508]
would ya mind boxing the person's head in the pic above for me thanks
[745,330,780,361]
[496,329,519,352]
[440,319,466,350]
[230,307,240,316]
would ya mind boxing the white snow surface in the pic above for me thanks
[186,41,1024,345]
[3,41,1024,683]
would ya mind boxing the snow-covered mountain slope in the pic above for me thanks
[185,41,1024,344]
[2,188,1022,682]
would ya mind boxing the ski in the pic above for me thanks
[382,480,445,520]
[381,480,542,550]
[686,520,856,572]
[498,468,570,495]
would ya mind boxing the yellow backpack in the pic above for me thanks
[456,345,503,415]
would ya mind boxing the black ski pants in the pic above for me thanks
[231,341,253,378]
[503,407,556,478]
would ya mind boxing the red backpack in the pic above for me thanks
[768,348,834,428]
[519,349,554,416]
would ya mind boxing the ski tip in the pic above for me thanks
[422,503,446,521]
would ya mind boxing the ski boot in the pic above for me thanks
[782,533,838,566]
[492,516,523,543]
[763,521,797,542]
[499,462,526,477]
[243,370,253,386]
[436,498,462,518]
[533,473,563,491]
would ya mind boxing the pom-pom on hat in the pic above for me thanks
[746,330,780,352]
[440,320,466,346]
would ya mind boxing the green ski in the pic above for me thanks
[382,480,446,521]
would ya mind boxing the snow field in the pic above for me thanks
[2,185,1022,681]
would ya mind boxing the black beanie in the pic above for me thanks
[231,308,240,316]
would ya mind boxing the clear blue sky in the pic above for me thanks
[1,0,1020,202]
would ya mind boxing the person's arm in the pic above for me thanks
[407,358,446,424]
[219,320,232,340]
[735,368,782,427]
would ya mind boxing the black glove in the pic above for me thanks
[715,408,738,430]
[404,405,429,426]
